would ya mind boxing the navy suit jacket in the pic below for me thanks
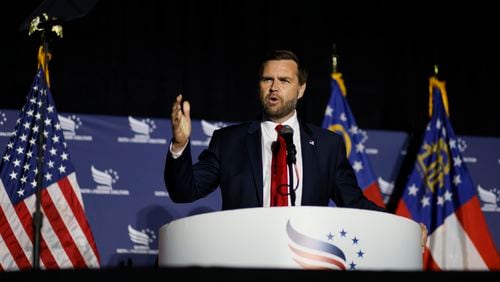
[164,120,385,212]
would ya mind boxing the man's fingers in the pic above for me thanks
[182,101,191,120]
[419,223,428,251]
[171,95,186,122]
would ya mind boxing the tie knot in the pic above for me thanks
[275,124,284,133]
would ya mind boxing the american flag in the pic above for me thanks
[395,77,500,270]
[0,68,100,270]
[322,72,385,208]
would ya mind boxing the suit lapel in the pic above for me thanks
[246,121,263,205]
[300,122,318,204]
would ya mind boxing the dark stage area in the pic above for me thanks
[2,0,500,139]
[2,267,500,281]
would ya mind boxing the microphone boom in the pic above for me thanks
[279,125,296,164]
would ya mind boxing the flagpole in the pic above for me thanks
[28,13,63,270]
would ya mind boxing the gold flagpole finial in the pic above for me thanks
[29,13,63,38]
[29,13,63,88]
[332,43,338,73]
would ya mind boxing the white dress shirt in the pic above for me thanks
[261,111,303,207]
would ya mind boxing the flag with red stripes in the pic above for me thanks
[396,77,500,270]
[322,72,385,208]
[0,67,100,270]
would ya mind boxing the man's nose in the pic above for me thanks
[270,80,279,91]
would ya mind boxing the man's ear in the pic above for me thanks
[298,83,306,99]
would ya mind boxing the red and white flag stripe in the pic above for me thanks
[0,172,99,270]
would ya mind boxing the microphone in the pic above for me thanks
[279,125,296,164]
[279,124,297,206]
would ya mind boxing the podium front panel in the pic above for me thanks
[158,207,422,270]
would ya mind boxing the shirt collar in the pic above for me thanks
[261,111,299,136]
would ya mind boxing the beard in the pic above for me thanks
[262,95,297,121]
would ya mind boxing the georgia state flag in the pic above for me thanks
[322,72,385,208]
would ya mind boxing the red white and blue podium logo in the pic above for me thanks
[286,220,365,270]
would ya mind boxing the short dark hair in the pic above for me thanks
[258,50,308,85]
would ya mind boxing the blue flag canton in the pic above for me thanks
[0,68,75,205]
[322,78,377,189]
[403,87,476,231]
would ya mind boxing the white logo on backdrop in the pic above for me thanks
[457,138,476,163]
[117,116,166,144]
[116,225,158,255]
[0,111,6,126]
[154,190,169,197]
[454,138,498,212]
[191,120,228,146]
[0,111,14,137]
[80,165,129,195]
[478,184,500,212]
[58,114,93,141]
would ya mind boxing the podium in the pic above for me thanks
[158,207,422,270]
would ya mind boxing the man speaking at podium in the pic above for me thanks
[164,50,385,212]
